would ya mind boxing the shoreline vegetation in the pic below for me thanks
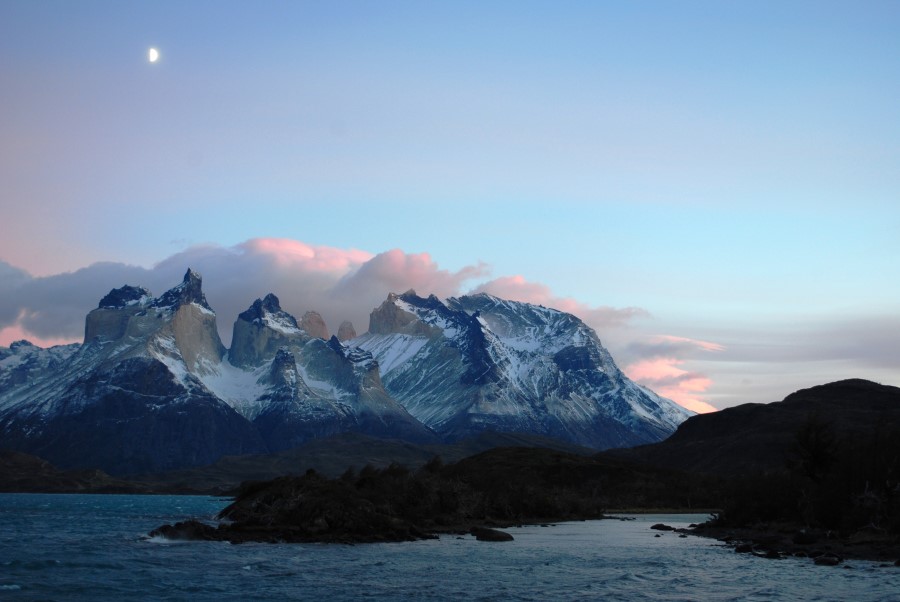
[687,522,900,566]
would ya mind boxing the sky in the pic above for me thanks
[1,1,898,413]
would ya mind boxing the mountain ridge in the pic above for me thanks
[0,269,689,475]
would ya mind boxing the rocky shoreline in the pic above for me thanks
[683,522,900,567]
[149,519,518,545]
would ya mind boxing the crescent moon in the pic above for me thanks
[148,48,159,63]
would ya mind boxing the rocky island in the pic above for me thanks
[149,445,717,544]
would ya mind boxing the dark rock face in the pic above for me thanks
[98,285,151,309]
[238,293,294,325]
[152,268,212,311]
[553,345,601,372]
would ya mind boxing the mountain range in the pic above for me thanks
[0,269,689,475]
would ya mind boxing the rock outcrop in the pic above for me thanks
[337,321,357,341]
[300,311,329,339]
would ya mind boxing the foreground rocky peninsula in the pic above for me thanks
[150,446,718,544]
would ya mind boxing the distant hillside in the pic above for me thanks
[608,379,900,536]
[609,379,900,476]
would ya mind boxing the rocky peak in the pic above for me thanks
[260,293,281,313]
[98,285,151,309]
[327,336,379,374]
[268,347,298,385]
[229,296,303,368]
[238,293,297,328]
[300,311,329,339]
[337,321,357,341]
[368,294,425,335]
[152,268,213,312]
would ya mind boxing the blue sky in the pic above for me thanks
[1,1,898,410]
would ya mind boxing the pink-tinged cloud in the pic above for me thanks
[0,324,78,349]
[238,238,373,273]
[334,249,489,301]
[0,239,492,347]
[625,357,718,413]
[650,335,724,353]
[472,275,649,331]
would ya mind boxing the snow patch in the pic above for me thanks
[352,333,428,377]
[198,359,268,419]
[261,313,302,335]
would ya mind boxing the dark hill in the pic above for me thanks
[609,379,900,476]
[606,379,900,542]
[0,450,147,493]
[149,445,722,544]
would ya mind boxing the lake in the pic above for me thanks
[1,494,898,601]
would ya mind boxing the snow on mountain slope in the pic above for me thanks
[353,291,691,449]
[221,293,437,449]
[0,270,690,474]
[0,270,264,474]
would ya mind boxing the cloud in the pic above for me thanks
[620,335,725,413]
[0,323,78,349]
[625,357,718,414]
[472,275,650,331]
[333,249,489,301]
[0,239,492,347]
[623,334,725,365]
[1,260,154,342]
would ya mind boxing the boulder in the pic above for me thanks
[149,520,217,541]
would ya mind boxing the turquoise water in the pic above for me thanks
[1,494,898,601]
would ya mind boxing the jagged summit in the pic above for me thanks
[97,285,151,309]
[151,268,212,312]
[237,293,298,328]
[230,294,303,368]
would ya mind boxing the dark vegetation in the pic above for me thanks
[150,447,722,544]
[649,380,900,562]
[0,450,150,493]
[705,413,900,538]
